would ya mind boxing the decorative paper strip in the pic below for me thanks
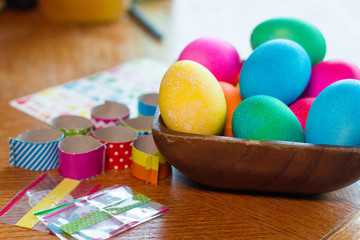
[10,58,167,123]
[91,101,130,130]
[58,135,105,180]
[131,135,171,185]
[91,125,137,170]
[35,184,168,240]
[60,194,151,234]
[51,115,92,137]
[138,93,158,116]
[119,116,154,136]
[9,128,64,171]
[15,178,80,229]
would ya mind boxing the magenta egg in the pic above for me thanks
[178,37,242,85]
[302,60,360,97]
[289,97,315,131]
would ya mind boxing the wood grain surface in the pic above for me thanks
[1,1,360,239]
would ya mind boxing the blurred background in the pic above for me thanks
[0,0,359,97]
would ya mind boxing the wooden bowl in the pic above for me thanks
[152,110,360,194]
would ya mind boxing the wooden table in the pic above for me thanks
[1,0,360,239]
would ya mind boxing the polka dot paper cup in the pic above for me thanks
[51,115,92,137]
[92,125,137,170]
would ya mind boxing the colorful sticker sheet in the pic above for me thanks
[10,58,167,123]
[35,184,168,240]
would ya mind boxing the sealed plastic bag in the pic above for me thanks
[35,184,168,240]
[0,173,100,232]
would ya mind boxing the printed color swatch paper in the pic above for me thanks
[10,58,167,123]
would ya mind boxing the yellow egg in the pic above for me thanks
[159,60,227,135]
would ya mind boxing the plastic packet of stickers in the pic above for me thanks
[35,184,168,240]
[0,173,100,233]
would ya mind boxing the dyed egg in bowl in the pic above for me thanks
[152,110,360,194]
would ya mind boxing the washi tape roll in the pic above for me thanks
[92,125,137,170]
[131,135,171,185]
[120,116,154,136]
[51,115,92,137]
[91,101,130,130]
[58,135,105,180]
[138,93,158,116]
[9,128,64,171]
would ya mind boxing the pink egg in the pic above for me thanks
[302,60,360,97]
[178,37,242,85]
[289,97,315,131]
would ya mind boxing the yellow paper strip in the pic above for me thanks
[16,178,80,228]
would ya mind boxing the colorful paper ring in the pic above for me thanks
[138,93,158,116]
[91,101,130,130]
[51,115,92,137]
[91,125,137,170]
[58,135,105,180]
[120,116,154,136]
[9,128,64,171]
[131,135,171,185]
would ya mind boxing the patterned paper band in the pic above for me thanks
[58,135,105,180]
[119,116,154,136]
[91,125,137,170]
[138,93,158,117]
[91,101,130,130]
[16,178,80,229]
[131,135,171,185]
[9,128,64,171]
[59,193,151,235]
[50,115,92,137]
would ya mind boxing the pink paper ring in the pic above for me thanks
[58,135,105,180]
[91,101,130,130]
[91,125,137,170]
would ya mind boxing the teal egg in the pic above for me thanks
[232,95,304,142]
[251,17,326,65]
[305,79,360,146]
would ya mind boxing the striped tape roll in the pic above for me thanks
[9,128,64,171]
[131,135,171,185]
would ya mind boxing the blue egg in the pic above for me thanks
[305,79,360,146]
[240,39,311,105]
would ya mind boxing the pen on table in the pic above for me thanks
[129,3,163,41]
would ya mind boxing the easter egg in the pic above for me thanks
[305,79,360,146]
[289,97,315,131]
[178,37,242,85]
[232,95,304,142]
[251,17,326,65]
[159,60,226,135]
[301,60,360,98]
[239,39,311,105]
[219,81,242,137]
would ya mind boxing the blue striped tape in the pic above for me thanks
[9,136,63,171]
